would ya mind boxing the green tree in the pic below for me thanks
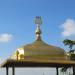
[63,39,74,51]
[61,39,75,74]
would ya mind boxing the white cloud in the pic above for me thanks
[61,18,75,37]
[0,58,1,62]
[0,58,4,64]
[0,33,13,42]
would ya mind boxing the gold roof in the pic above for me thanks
[0,17,75,67]
[1,17,75,68]
[22,40,65,59]
[11,16,66,60]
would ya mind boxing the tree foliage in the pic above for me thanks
[63,39,75,50]
[61,39,75,73]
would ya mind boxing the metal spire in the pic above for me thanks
[34,16,42,41]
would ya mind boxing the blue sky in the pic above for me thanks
[0,0,75,75]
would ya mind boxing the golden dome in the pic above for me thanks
[11,17,66,60]
[22,39,66,60]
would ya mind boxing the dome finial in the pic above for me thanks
[35,16,42,25]
[34,16,42,41]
